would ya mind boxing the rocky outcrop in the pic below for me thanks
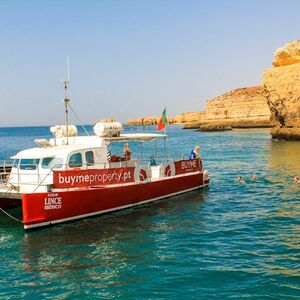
[98,118,117,123]
[270,127,300,140]
[272,40,300,67]
[126,116,175,126]
[182,122,202,129]
[199,123,232,132]
[174,111,206,129]
[263,40,300,140]
[174,112,205,124]
[203,86,271,128]
[126,112,205,126]
[126,86,271,129]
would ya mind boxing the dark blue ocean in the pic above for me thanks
[0,125,299,299]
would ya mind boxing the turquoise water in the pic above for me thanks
[0,125,300,299]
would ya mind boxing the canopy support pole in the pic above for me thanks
[164,137,168,162]
[141,142,143,165]
[154,139,157,162]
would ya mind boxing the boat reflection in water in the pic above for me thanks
[20,190,207,279]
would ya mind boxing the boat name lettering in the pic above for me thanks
[56,168,133,187]
[44,193,62,210]
[181,160,197,170]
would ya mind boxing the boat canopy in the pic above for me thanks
[11,144,104,159]
[104,133,167,143]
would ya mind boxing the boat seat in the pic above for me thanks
[150,165,163,180]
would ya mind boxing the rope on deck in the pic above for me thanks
[0,207,22,223]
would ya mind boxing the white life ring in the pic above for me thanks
[134,167,149,182]
[164,162,175,177]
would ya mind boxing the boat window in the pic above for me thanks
[20,158,40,170]
[12,159,20,168]
[42,157,63,170]
[85,151,94,166]
[68,153,82,168]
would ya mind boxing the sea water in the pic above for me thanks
[0,125,299,299]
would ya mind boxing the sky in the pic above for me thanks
[0,0,299,127]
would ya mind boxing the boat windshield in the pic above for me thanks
[12,159,20,168]
[42,157,63,169]
[20,158,40,170]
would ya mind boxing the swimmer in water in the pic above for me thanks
[237,176,245,184]
[251,174,257,180]
[293,176,300,184]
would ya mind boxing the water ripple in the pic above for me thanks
[0,127,300,298]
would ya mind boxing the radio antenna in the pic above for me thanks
[61,56,70,145]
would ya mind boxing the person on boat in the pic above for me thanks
[150,156,156,166]
[293,176,300,184]
[123,143,131,161]
[189,145,201,159]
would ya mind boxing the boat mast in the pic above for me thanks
[61,56,70,145]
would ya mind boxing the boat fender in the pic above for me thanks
[203,170,209,180]
[164,162,175,177]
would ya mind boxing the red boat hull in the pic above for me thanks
[22,172,209,230]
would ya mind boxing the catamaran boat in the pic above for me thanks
[0,122,210,230]
[0,79,209,230]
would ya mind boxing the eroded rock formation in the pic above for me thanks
[203,86,271,128]
[263,40,300,140]
[126,112,205,127]
[98,118,117,123]
[173,112,205,124]
[125,86,271,130]
[272,40,300,67]
[126,116,175,126]
[174,112,206,129]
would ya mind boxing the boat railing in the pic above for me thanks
[139,154,190,166]
[1,154,200,190]
[0,160,13,184]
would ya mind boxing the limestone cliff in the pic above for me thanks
[173,112,205,124]
[272,40,300,67]
[98,118,117,123]
[203,86,271,128]
[126,112,204,127]
[126,86,270,129]
[263,40,300,140]
[174,111,206,129]
[126,116,174,126]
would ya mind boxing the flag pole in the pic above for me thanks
[164,107,167,135]
[164,107,167,161]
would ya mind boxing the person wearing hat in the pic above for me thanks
[189,145,201,159]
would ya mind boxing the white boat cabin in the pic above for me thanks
[7,122,167,193]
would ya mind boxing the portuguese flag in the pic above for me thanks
[157,108,167,131]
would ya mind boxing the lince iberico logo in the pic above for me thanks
[44,193,62,210]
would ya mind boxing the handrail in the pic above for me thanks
[31,168,54,193]
[1,155,202,188]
